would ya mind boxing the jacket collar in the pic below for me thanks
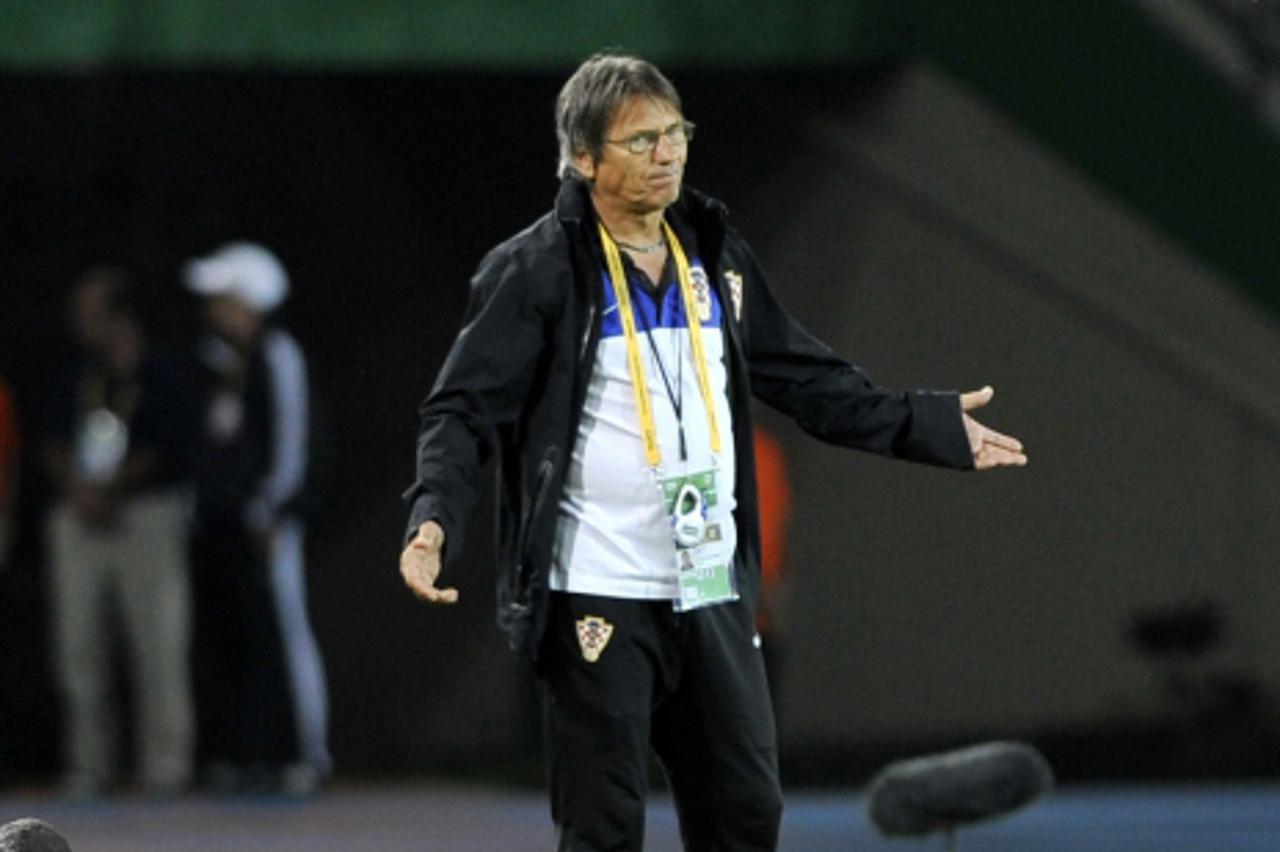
[554,177,595,224]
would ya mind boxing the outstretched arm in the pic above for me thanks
[959,386,1027,470]
[400,244,556,599]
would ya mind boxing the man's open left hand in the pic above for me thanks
[959,386,1027,470]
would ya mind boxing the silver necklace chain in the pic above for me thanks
[614,234,667,254]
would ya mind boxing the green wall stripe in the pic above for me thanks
[5,1,1278,317]
[0,1,909,69]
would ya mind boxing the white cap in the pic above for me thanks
[184,241,289,312]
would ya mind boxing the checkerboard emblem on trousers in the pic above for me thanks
[576,615,614,663]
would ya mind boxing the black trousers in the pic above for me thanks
[539,592,783,852]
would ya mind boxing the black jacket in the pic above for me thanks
[404,179,973,659]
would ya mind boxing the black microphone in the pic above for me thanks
[0,818,73,852]
[866,740,1054,837]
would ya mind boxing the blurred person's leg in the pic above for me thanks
[266,517,331,784]
[189,511,248,777]
[192,511,294,788]
[47,503,116,795]
[117,490,194,794]
[230,519,294,777]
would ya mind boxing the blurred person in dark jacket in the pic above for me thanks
[43,267,196,798]
[185,242,330,795]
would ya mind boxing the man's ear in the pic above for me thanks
[572,150,596,182]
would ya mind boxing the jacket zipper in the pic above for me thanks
[578,302,596,367]
[514,446,559,606]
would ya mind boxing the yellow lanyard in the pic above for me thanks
[598,220,723,471]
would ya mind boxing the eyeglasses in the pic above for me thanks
[606,121,696,156]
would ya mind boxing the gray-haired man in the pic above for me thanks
[400,52,1025,851]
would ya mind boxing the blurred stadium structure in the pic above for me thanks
[1136,0,1280,132]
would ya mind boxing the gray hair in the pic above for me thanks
[555,52,682,180]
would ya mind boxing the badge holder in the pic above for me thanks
[661,470,737,612]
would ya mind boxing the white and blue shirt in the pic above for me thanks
[550,251,738,599]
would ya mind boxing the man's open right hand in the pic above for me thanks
[399,520,459,604]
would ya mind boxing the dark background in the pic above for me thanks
[5,1,1280,791]
[0,68,881,781]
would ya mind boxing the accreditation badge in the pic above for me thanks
[659,468,738,612]
[74,408,129,483]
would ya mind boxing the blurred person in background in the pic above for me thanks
[400,52,1026,850]
[42,267,196,798]
[0,374,18,572]
[184,242,330,795]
